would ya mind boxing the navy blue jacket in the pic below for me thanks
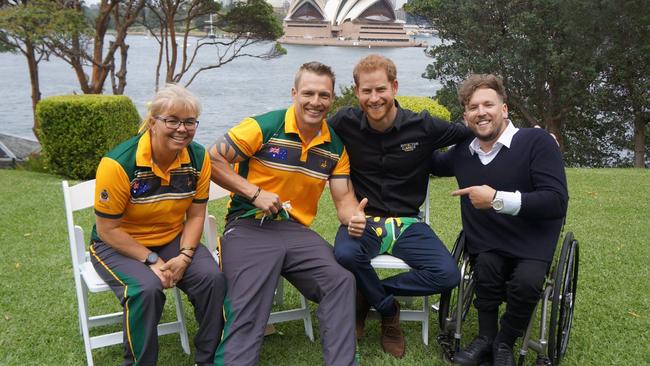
[431,128,568,262]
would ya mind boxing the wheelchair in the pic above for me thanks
[437,231,579,366]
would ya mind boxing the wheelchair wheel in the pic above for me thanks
[438,231,474,331]
[437,231,475,361]
[547,232,579,365]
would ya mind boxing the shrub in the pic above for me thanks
[329,84,359,116]
[395,95,451,121]
[36,95,139,179]
[17,153,50,174]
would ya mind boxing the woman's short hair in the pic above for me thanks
[457,74,507,107]
[139,84,201,133]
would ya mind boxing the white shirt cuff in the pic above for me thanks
[496,190,521,216]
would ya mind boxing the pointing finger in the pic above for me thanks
[451,187,472,196]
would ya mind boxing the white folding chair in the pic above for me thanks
[62,180,190,366]
[203,182,314,341]
[368,185,432,345]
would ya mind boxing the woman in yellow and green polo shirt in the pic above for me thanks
[90,84,225,366]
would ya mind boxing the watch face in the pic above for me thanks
[146,252,158,264]
[492,198,504,211]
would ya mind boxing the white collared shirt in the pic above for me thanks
[468,120,522,216]
[468,119,519,164]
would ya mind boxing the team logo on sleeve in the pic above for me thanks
[99,189,109,203]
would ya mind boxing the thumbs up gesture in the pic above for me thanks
[348,198,368,238]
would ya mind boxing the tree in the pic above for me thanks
[46,0,146,94]
[141,0,284,89]
[405,0,603,152]
[0,0,86,138]
[595,0,649,167]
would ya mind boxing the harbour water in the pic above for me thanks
[0,35,441,146]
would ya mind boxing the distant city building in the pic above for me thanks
[279,0,423,47]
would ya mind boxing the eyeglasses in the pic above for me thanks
[154,116,199,130]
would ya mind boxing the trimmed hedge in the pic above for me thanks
[36,94,139,179]
[395,95,451,121]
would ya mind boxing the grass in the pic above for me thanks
[0,168,649,365]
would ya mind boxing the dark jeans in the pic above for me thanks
[334,222,459,316]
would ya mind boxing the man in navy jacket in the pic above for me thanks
[431,74,568,366]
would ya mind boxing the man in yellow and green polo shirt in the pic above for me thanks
[207,61,365,366]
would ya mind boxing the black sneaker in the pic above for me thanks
[493,342,515,366]
[454,335,492,366]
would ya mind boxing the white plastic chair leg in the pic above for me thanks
[300,295,314,341]
[274,279,285,306]
[423,295,430,345]
[172,287,191,354]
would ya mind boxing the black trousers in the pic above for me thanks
[473,251,549,341]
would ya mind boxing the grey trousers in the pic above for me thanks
[214,218,357,366]
[91,236,225,366]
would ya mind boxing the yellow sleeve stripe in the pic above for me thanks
[227,117,263,157]
[332,148,350,176]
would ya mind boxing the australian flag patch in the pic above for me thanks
[268,145,288,160]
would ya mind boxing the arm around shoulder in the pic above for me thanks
[423,111,472,148]
[430,147,456,178]
[519,131,569,219]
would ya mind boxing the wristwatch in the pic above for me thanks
[491,197,504,212]
[144,252,159,266]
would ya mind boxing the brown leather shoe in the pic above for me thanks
[356,291,371,338]
[380,300,405,358]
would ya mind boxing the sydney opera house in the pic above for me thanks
[278,0,423,47]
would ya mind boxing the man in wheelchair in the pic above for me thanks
[430,74,568,366]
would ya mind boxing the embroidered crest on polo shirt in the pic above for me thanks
[268,145,288,160]
[400,142,419,152]
[100,189,109,203]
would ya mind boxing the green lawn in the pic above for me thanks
[0,168,648,365]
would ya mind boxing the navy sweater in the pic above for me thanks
[431,128,568,262]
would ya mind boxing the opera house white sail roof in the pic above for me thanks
[287,0,397,25]
[281,0,421,47]
[287,0,328,21]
